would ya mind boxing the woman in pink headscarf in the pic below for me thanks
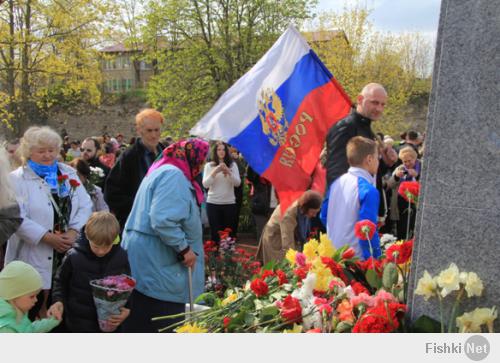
[121,138,209,333]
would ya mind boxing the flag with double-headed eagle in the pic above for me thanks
[190,25,352,215]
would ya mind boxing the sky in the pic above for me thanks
[317,0,441,39]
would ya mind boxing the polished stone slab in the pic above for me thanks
[408,0,500,332]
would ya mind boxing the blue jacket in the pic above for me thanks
[326,167,381,260]
[121,164,204,303]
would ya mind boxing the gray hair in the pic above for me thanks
[19,126,62,164]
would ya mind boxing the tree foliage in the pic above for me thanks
[141,0,317,138]
[308,3,433,136]
[0,0,113,134]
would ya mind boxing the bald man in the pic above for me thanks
[326,83,388,185]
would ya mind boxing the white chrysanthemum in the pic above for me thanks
[436,263,461,298]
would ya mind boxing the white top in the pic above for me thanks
[202,162,241,205]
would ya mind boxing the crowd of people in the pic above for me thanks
[0,82,425,333]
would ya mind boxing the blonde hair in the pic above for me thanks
[19,126,62,164]
[135,108,164,128]
[84,211,120,246]
[346,136,377,167]
[398,146,417,160]
[0,145,16,209]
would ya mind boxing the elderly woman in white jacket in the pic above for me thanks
[5,126,92,318]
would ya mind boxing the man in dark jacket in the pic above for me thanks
[81,137,110,188]
[104,109,165,229]
[51,212,130,332]
[325,83,397,226]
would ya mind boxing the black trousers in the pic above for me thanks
[122,290,185,333]
[206,203,238,242]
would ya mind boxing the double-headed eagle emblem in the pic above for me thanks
[257,88,289,146]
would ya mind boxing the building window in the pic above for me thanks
[122,79,132,91]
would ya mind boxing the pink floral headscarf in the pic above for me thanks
[147,138,209,205]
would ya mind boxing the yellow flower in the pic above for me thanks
[471,307,497,333]
[436,263,460,298]
[463,272,484,298]
[285,249,297,266]
[175,323,208,333]
[317,233,335,258]
[415,271,437,301]
[311,258,333,292]
[456,311,481,333]
[283,323,303,333]
[303,239,319,261]
[222,293,238,306]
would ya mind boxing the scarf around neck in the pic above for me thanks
[27,159,59,193]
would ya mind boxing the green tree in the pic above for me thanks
[309,2,433,136]
[140,0,317,138]
[0,0,113,135]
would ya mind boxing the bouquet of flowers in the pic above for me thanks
[204,228,261,295]
[154,234,408,333]
[89,275,136,332]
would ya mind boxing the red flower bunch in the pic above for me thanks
[250,278,268,297]
[354,220,377,240]
[350,280,371,296]
[223,317,231,329]
[248,261,262,275]
[398,181,420,204]
[279,295,302,323]
[261,269,275,280]
[352,302,407,333]
[203,240,218,254]
[321,257,348,284]
[218,228,232,240]
[276,269,288,285]
[342,247,356,260]
[386,239,413,264]
[69,179,80,188]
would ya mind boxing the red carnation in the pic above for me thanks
[250,278,268,297]
[358,257,383,275]
[354,220,377,240]
[261,269,275,280]
[276,269,288,285]
[321,257,348,284]
[352,302,406,333]
[386,240,413,264]
[69,179,80,188]
[342,247,356,260]
[398,181,420,204]
[280,295,302,323]
[57,174,69,183]
[223,317,231,329]
[293,267,308,281]
[350,280,371,296]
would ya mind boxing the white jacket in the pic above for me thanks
[6,163,93,289]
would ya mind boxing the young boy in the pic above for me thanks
[0,261,61,332]
[49,211,131,332]
[326,136,381,260]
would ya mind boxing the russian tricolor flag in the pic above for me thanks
[191,25,352,213]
